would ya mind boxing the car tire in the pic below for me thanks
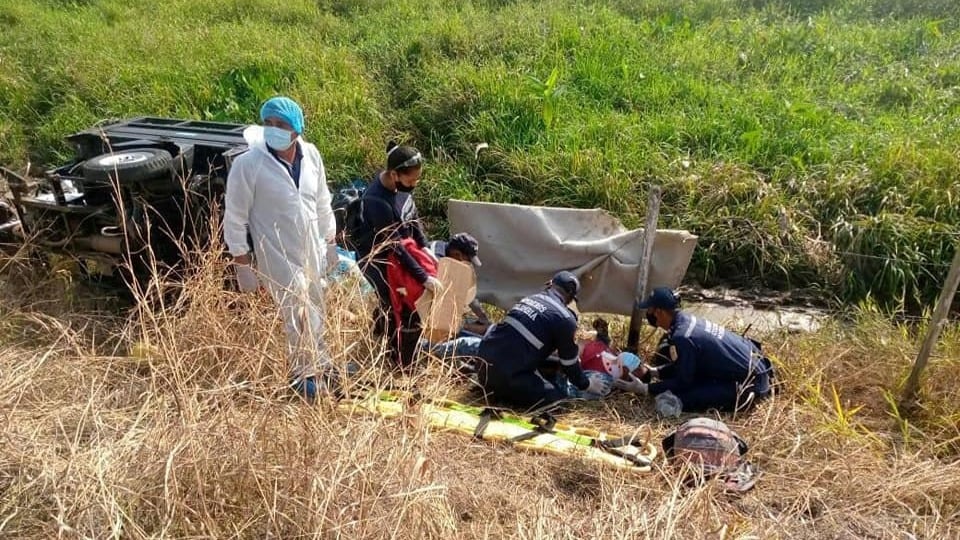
[82,149,173,184]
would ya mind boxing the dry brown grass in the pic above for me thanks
[1,245,958,539]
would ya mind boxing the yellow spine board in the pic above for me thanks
[339,395,658,472]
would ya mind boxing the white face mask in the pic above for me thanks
[263,126,295,151]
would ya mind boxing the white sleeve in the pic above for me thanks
[314,151,337,243]
[223,155,254,256]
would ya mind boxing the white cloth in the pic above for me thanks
[447,200,698,315]
[224,126,337,377]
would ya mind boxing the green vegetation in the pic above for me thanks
[2,0,959,307]
[3,4,959,535]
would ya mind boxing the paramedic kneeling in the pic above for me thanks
[618,287,773,413]
[477,271,610,410]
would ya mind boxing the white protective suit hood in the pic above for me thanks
[242,124,269,148]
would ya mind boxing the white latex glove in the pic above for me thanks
[613,374,649,395]
[584,372,613,396]
[235,263,259,293]
[424,276,443,293]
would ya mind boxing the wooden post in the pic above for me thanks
[626,185,662,353]
[900,243,960,409]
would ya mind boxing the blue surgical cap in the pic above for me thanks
[259,96,304,134]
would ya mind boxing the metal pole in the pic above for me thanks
[900,242,960,409]
[626,185,662,352]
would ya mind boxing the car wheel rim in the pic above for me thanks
[96,151,152,166]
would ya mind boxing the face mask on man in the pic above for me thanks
[264,126,295,151]
[393,172,416,192]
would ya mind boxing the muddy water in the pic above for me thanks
[679,287,826,334]
[684,301,823,333]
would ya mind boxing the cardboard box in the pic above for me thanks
[416,258,477,343]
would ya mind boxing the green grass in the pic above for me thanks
[2,0,959,308]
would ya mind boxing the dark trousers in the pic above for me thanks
[363,261,422,367]
[672,376,770,412]
[477,361,566,411]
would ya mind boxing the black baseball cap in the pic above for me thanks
[637,286,680,310]
[448,233,481,267]
[551,271,581,301]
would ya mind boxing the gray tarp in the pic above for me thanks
[448,200,699,315]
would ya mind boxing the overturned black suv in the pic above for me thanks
[0,118,250,288]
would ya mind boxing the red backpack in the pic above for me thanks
[385,237,438,329]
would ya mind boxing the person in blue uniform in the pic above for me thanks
[616,287,774,412]
[477,271,611,410]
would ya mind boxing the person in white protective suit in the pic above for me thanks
[223,96,338,400]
